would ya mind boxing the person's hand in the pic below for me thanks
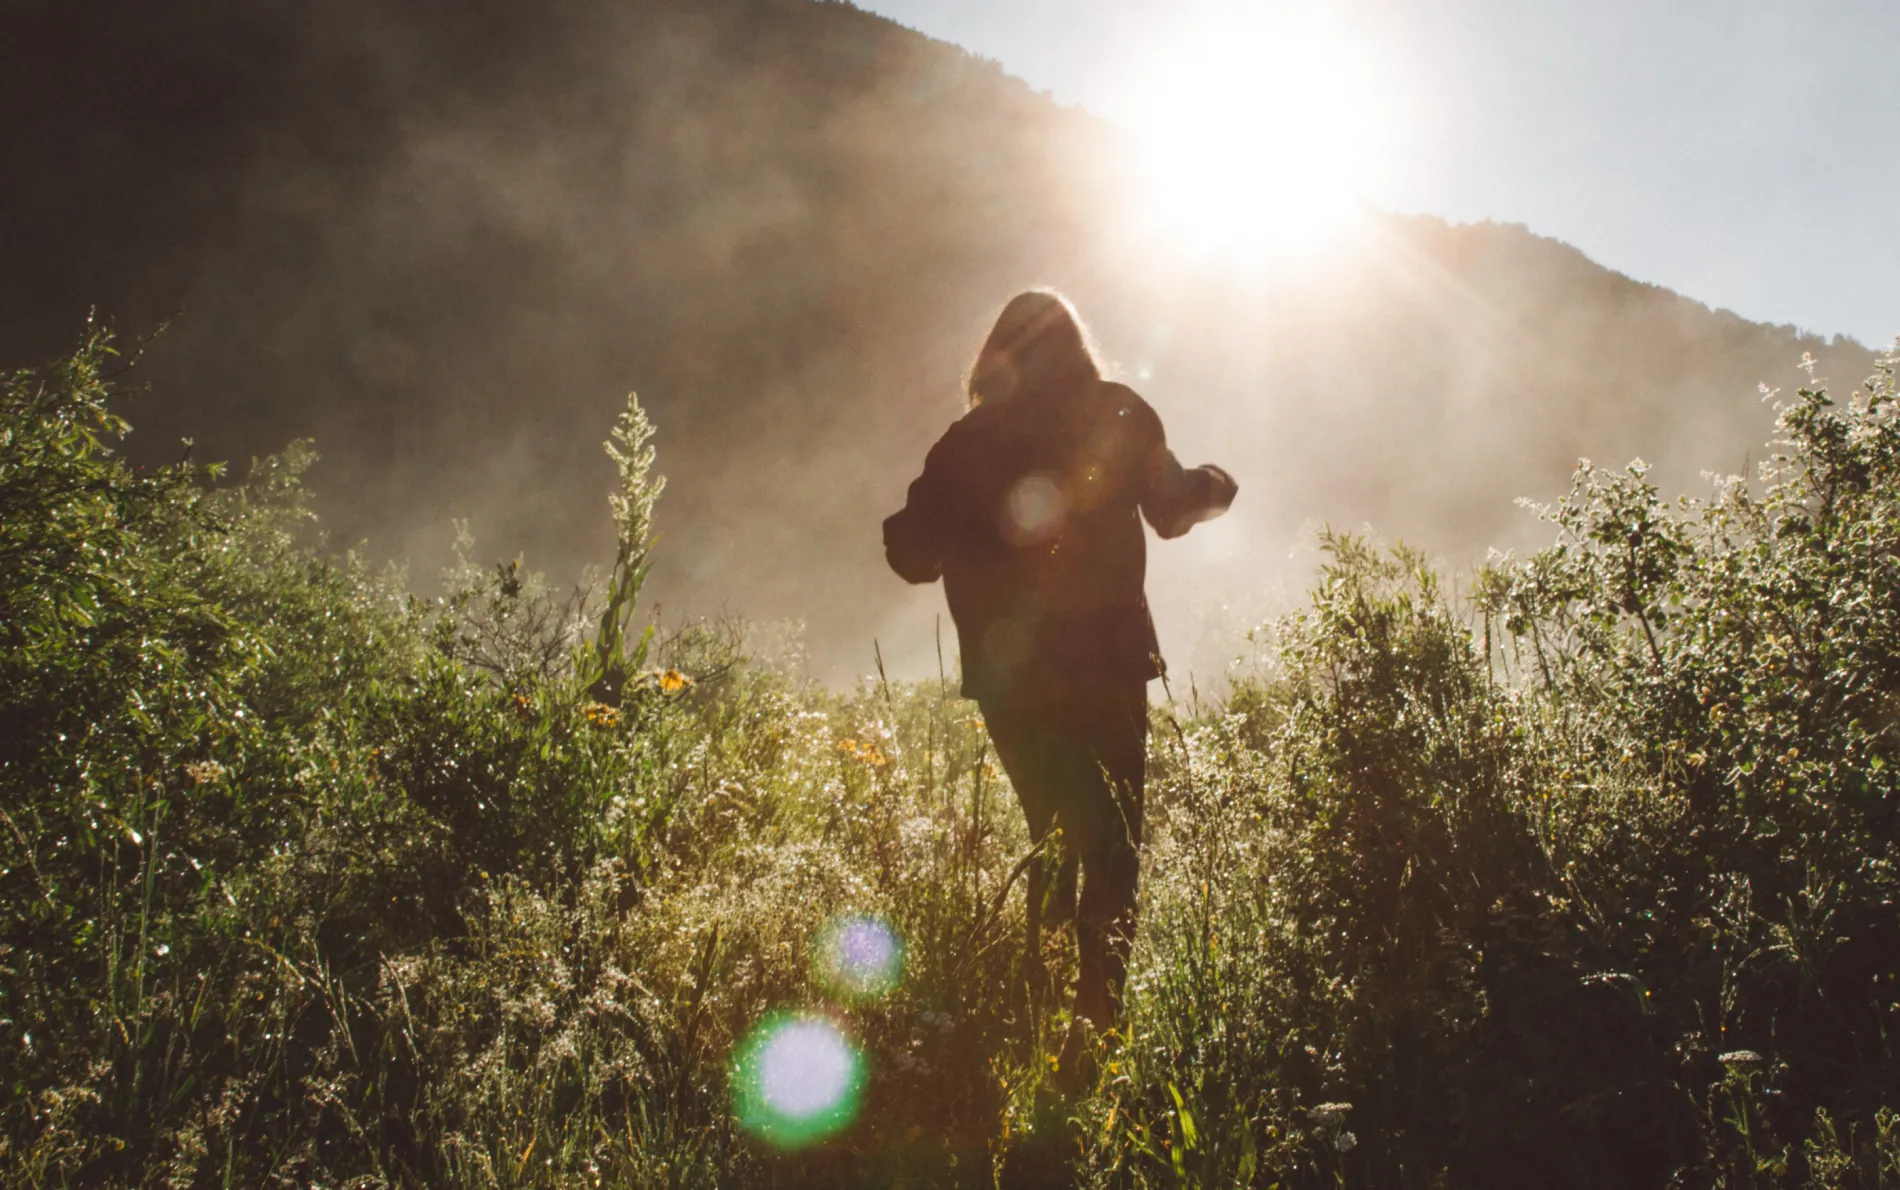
[1202,464,1238,512]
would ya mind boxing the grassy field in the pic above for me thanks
[5,331,1900,1187]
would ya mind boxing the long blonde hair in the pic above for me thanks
[967,290,1101,407]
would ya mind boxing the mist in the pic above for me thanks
[2,0,1880,688]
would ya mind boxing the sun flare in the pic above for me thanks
[1118,10,1395,262]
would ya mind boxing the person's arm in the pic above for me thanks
[883,433,956,583]
[1137,409,1237,539]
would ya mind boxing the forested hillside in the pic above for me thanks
[1,0,1879,683]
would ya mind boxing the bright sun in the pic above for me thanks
[1118,10,1395,262]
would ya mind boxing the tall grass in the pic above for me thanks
[4,332,1899,1186]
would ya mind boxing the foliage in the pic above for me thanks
[1080,352,1900,1188]
[5,333,1900,1187]
[0,334,1034,1187]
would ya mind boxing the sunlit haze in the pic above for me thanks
[9,3,1900,1179]
[5,0,1889,693]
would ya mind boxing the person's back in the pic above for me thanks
[887,375,1217,711]
[882,289,1234,1083]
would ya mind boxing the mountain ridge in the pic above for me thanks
[1,0,1879,682]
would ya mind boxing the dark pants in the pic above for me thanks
[981,681,1148,1028]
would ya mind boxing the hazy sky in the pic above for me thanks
[855,0,1899,348]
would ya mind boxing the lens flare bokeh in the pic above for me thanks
[1001,475,1065,544]
[813,913,904,1001]
[731,1013,866,1148]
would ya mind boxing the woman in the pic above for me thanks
[883,291,1236,1050]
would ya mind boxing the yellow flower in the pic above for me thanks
[581,702,621,729]
[658,669,693,694]
[835,738,892,768]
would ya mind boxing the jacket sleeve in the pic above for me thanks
[1136,406,1238,540]
[883,433,955,584]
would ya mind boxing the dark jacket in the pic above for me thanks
[883,379,1236,707]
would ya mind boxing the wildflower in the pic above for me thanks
[659,669,693,694]
[582,702,622,729]
[834,739,892,768]
[184,759,225,786]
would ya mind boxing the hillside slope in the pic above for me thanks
[1,0,1878,681]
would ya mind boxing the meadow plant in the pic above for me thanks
[4,333,1899,1187]
[1077,352,1900,1187]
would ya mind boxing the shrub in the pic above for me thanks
[1083,352,1900,1188]
[6,329,1898,1188]
[0,331,1034,1187]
